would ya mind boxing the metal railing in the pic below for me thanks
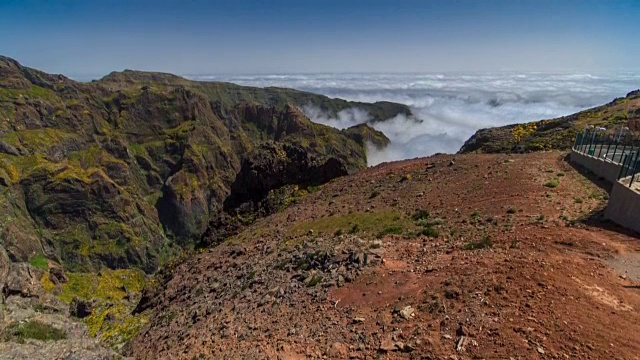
[573,129,640,187]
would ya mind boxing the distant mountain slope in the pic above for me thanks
[459,89,640,154]
[0,56,406,273]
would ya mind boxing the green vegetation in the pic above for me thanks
[411,209,430,221]
[544,179,559,188]
[420,292,445,314]
[574,197,583,204]
[376,225,404,238]
[406,209,441,238]
[42,269,150,348]
[420,226,439,238]
[463,235,493,250]
[58,269,146,303]
[306,274,324,287]
[512,123,537,143]
[40,271,56,292]
[84,304,149,347]
[1,321,67,343]
[290,210,411,238]
[506,207,516,214]
[288,208,444,241]
[28,254,48,270]
[0,85,58,102]
[1,128,76,153]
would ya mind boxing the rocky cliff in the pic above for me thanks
[0,56,403,274]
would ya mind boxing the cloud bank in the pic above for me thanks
[192,72,640,166]
[300,105,370,130]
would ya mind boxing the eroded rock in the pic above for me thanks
[2,263,43,299]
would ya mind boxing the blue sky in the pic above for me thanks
[0,0,638,78]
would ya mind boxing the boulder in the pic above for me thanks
[379,339,396,352]
[2,262,44,299]
[326,342,348,358]
[400,306,415,319]
[49,264,68,284]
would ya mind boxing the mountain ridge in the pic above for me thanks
[0,55,407,274]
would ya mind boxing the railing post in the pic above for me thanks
[597,133,605,158]
[618,154,628,179]
[605,135,612,160]
[624,152,633,178]
[577,130,583,152]
[612,139,619,163]
[582,130,590,153]
[577,131,583,151]
[629,151,637,178]
[629,151,640,187]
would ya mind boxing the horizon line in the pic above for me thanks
[67,69,640,82]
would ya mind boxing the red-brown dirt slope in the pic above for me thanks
[129,152,640,359]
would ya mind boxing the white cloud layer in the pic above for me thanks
[300,105,370,130]
[192,73,640,166]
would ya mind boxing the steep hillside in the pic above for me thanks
[127,151,640,359]
[0,56,406,275]
[459,89,640,154]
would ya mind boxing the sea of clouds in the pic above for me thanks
[190,72,640,166]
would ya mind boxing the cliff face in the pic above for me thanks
[0,56,399,273]
[459,90,640,154]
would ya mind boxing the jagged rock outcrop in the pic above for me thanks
[223,142,348,212]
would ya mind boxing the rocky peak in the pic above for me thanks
[98,69,188,86]
[0,56,70,91]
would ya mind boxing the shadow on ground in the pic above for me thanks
[563,154,639,238]
[571,203,639,239]
[563,153,613,193]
